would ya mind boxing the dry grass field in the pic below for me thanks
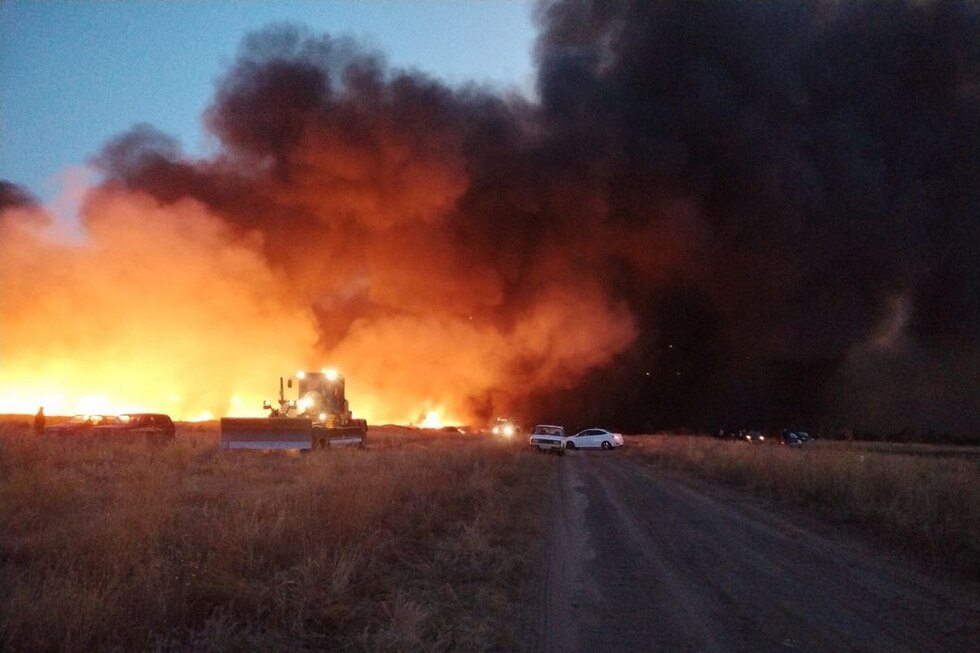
[1,421,552,652]
[627,435,980,579]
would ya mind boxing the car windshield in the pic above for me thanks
[534,426,564,436]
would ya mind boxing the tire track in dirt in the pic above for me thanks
[519,452,980,653]
[517,452,596,653]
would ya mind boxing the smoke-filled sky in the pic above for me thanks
[3,0,980,435]
[1,0,536,202]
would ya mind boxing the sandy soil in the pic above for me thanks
[518,451,980,653]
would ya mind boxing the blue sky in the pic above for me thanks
[1,1,537,202]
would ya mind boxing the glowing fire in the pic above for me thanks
[420,410,443,429]
[0,373,276,422]
[0,190,318,421]
[1,176,636,424]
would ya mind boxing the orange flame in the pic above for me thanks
[2,181,637,424]
[0,189,317,420]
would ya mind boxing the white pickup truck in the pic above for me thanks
[528,424,566,454]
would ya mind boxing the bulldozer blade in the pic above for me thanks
[220,417,313,450]
[328,426,367,447]
[328,436,363,447]
[311,425,368,448]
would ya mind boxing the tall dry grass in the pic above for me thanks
[1,423,551,652]
[629,435,980,579]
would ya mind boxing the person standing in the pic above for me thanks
[33,406,45,435]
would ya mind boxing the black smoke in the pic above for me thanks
[88,2,980,435]
[0,181,38,211]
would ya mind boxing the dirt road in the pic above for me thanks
[519,452,980,653]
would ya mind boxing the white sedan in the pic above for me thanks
[564,428,625,450]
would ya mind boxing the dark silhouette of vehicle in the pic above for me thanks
[737,429,765,444]
[781,430,812,446]
[781,431,804,447]
[93,413,176,443]
[44,414,120,436]
[491,417,520,438]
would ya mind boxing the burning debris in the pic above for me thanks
[3,1,980,434]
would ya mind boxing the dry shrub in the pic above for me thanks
[628,435,980,578]
[1,424,550,652]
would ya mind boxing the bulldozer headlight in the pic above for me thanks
[323,367,339,381]
[319,412,327,422]
[503,425,515,436]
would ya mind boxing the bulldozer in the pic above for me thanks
[220,369,368,450]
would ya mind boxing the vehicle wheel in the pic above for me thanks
[566,442,576,450]
[148,432,168,447]
[312,428,327,451]
[601,440,612,450]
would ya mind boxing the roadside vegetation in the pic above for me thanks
[1,422,550,652]
[628,435,980,580]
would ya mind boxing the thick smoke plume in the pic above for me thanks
[4,1,980,433]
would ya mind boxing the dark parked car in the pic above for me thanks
[715,428,738,440]
[44,414,120,436]
[781,431,803,447]
[781,429,812,446]
[739,429,766,444]
[93,413,176,443]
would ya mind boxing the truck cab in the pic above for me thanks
[491,417,520,437]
